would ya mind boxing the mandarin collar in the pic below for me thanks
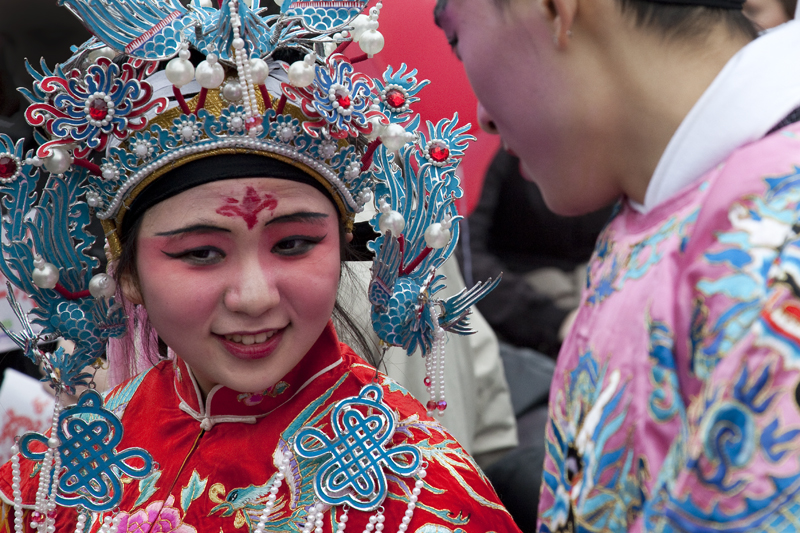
[173,322,343,430]
[633,20,800,213]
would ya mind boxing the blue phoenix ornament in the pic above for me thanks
[294,384,421,511]
[366,114,502,356]
[19,389,153,512]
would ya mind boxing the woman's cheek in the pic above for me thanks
[135,237,221,325]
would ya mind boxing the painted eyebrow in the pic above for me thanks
[154,223,232,237]
[264,212,330,227]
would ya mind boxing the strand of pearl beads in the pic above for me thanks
[425,305,446,417]
[424,342,436,417]
[253,451,292,533]
[435,330,447,416]
[32,399,62,532]
[229,0,261,136]
[74,510,88,533]
[361,507,384,533]
[397,469,426,533]
[42,442,62,533]
[11,441,23,533]
[301,501,326,533]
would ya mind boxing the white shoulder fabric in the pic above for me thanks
[636,20,800,213]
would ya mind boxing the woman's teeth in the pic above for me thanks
[224,331,274,344]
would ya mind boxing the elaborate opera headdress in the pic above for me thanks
[0,0,499,523]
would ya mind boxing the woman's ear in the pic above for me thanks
[345,232,354,244]
[119,270,144,306]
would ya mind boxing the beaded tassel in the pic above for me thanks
[11,442,23,533]
[229,0,262,136]
[425,304,447,417]
[301,501,326,533]
[73,510,88,533]
[32,399,62,532]
[253,451,292,533]
[361,507,385,533]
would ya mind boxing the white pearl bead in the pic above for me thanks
[350,14,371,41]
[250,58,270,84]
[199,0,213,6]
[379,210,405,235]
[43,147,72,174]
[366,116,386,141]
[223,82,243,102]
[380,123,410,152]
[182,126,195,141]
[424,223,451,249]
[195,60,225,89]
[232,38,245,49]
[288,60,315,88]
[88,273,116,299]
[359,29,385,57]
[87,46,117,63]
[32,261,60,289]
[165,57,195,88]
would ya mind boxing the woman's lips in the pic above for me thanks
[216,328,284,360]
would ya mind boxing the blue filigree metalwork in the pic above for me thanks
[365,114,500,355]
[94,102,369,221]
[282,0,368,32]
[0,133,126,393]
[294,384,421,511]
[283,54,382,139]
[373,64,430,125]
[19,389,153,512]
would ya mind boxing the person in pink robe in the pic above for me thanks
[434,0,800,530]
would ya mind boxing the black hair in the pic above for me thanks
[616,0,758,41]
[114,207,382,372]
[434,0,758,41]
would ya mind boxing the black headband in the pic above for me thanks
[639,0,744,8]
[120,153,336,239]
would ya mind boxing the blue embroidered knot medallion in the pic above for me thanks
[19,389,153,512]
[294,384,421,511]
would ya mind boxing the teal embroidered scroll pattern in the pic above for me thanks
[19,389,153,512]
[294,384,422,512]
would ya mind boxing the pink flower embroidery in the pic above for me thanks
[237,381,290,405]
[117,496,196,533]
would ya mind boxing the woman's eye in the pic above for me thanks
[273,235,325,256]
[163,247,225,265]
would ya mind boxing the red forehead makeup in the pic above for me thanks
[215,186,279,229]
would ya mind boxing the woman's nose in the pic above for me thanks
[477,101,499,134]
[223,256,279,317]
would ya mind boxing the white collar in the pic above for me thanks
[632,20,800,213]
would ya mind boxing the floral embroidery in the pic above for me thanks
[116,495,196,533]
[236,381,290,405]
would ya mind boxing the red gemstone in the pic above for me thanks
[245,116,263,129]
[336,94,351,108]
[89,98,108,120]
[0,156,17,179]
[385,89,406,109]
[426,400,437,412]
[429,144,449,163]
[437,400,448,412]
[423,377,432,387]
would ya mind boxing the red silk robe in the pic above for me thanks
[0,324,521,533]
